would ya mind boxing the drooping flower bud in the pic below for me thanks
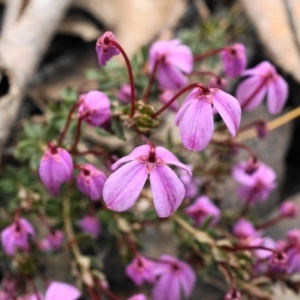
[208,76,227,91]
[287,229,300,246]
[79,215,101,239]
[279,201,299,218]
[96,31,120,66]
[78,90,111,127]
[220,43,247,78]
[117,84,134,104]
[1,218,35,256]
[76,164,107,201]
[233,219,256,240]
[269,251,287,272]
[39,230,64,252]
[39,142,73,196]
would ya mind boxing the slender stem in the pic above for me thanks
[224,245,278,254]
[87,286,102,300]
[193,47,225,61]
[142,58,160,103]
[57,102,80,146]
[226,142,257,160]
[219,262,236,289]
[191,70,221,79]
[152,82,209,118]
[107,39,136,118]
[97,284,120,300]
[238,120,266,133]
[256,215,283,230]
[69,117,83,153]
[241,78,268,110]
[29,278,42,300]
[237,106,300,142]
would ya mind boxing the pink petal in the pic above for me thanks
[267,75,288,114]
[212,89,241,136]
[232,162,257,186]
[158,64,187,90]
[168,45,193,73]
[178,99,214,151]
[103,161,148,211]
[236,76,267,110]
[175,100,192,126]
[242,61,274,77]
[45,282,80,300]
[153,274,180,300]
[111,145,150,170]
[180,262,196,297]
[150,166,185,218]
[155,146,192,176]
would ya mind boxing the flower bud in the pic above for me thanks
[287,229,300,246]
[208,76,227,91]
[269,251,287,272]
[79,215,101,239]
[39,142,73,196]
[117,84,133,104]
[78,90,111,127]
[96,31,120,66]
[76,164,107,201]
[279,201,299,218]
[39,230,64,252]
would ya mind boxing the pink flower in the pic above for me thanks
[236,61,288,114]
[117,84,134,104]
[78,91,111,127]
[159,90,179,111]
[175,87,241,151]
[127,295,148,300]
[279,201,299,218]
[126,255,155,286]
[233,219,256,240]
[96,31,120,66]
[232,160,276,204]
[103,144,191,218]
[152,255,196,300]
[1,218,35,256]
[27,281,81,300]
[149,39,193,90]
[208,76,227,91]
[220,43,247,78]
[39,143,73,196]
[39,230,64,252]
[76,164,107,201]
[79,215,101,239]
[250,237,276,259]
[184,196,220,226]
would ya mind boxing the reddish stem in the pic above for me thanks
[256,215,284,230]
[142,58,160,102]
[58,102,81,146]
[69,117,83,153]
[87,286,102,300]
[97,283,120,300]
[226,141,257,160]
[224,245,278,254]
[152,82,209,118]
[29,278,42,300]
[107,38,136,118]
[238,120,266,133]
[241,78,268,110]
[219,262,236,289]
[193,47,225,61]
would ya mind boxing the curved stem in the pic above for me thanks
[142,58,160,103]
[69,117,83,153]
[219,262,236,289]
[107,39,136,118]
[224,245,278,254]
[152,82,209,118]
[57,102,80,146]
[256,215,284,230]
[226,141,257,160]
[193,47,225,61]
